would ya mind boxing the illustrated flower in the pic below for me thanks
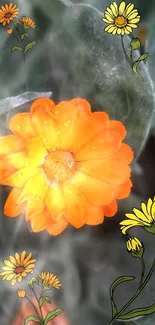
[0,3,19,26]
[101,1,140,35]
[39,272,61,290]
[120,197,155,235]
[126,237,144,258]
[6,28,13,34]
[18,289,26,298]
[0,251,36,285]
[21,16,36,29]
[0,98,133,235]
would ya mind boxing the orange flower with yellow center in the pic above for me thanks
[0,3,19,26]
[0,98,133,235]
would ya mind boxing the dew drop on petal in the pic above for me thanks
[44,120,47,124]
[43,138,48,143]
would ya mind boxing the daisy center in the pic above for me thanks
[115,16,127,28]
[14,266,25,274]
[5,13,12,19]
[42,150,75,183]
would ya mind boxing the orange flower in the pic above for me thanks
[0,3,19,26]
[0,98,133,235]
[6,28,13,34]
[21,16,36,28]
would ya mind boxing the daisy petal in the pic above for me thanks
[1,166,39,187]
[0,135,24,156]
[119,1,126,15]
[9,113,35,138]
[45,186,65,222]
[126,3,134,16]
[128,17,140,24]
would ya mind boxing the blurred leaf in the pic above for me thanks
[11,46,23,52]
[44,308,63,325]
[28,277,39,289]
[21,32,28,40]
[24,41,37,53]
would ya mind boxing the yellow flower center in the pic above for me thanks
[42,150,75,183]
[115,16,127,28]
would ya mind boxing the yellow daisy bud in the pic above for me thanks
[17,289,26,298]
[126,237,144,258]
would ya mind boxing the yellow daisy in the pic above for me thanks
[21,16,36,28]
[39,272,61,290]
[0,250,36,286]
[101,1,140,35]
[120,197,155,235]
[0,3,19,26]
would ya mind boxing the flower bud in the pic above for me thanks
[126,237,144,258]
[17,289,26,298]
[130,38,141,50]
[6,28,13,35]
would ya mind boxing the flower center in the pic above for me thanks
[115,16,127,27]
[14,266,25,274]
[5,13,12,19]
[42,150,75,183]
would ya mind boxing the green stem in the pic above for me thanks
[15,26,25,62]
[108,258,155,325]
[121,35,133,68]
[32,288,44,321]
[138,257,145,290]
[25,295,43,323]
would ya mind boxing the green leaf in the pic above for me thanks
[11,46,23,52]
[44,308,63,325]
[132,53,149,80]
[24,315,42,325]
[39,295,51,307]
[21,32,28,40]
[110,276,135,318]
[28,277,39,289]
[24,41,37,53]
[118,302,155,320]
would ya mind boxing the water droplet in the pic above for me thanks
[56,131,60,135]
[91,145,96,149]
[36,196,40,201]
[40,129,45,133]
[17,125,21,130]
[43,138,48,143]
[64,120,71,127]
[25,161,30,166]
[44,120,47,124]
[55,110,60,115]
[67,161,74,168]
[52,148,56,151]
[18,172,22,177]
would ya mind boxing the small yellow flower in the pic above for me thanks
[6,28,13,34]
[21,16,36,29]
[17,289,26,298]
[0,250,36,286]
[120,197,155,235]
[0,3,19,26]
[39,272,61,290]
[101,1,140,36]
[126,237,144,258]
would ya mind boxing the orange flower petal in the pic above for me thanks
[70,98,91,118]
[0,159,16,181]
[108,121,126,140]
[70,110,109,153]
[45,185,65,221]
[62,181,86,228]
[30,98,56,116]
[85,202,104,225]
[73,172,114,205]
[9,113,35,139]
[29,208,50,231]
[104,199,118,217]
[1,166,39,187]
[77,159,131,185]
[5,152,37,169]
[17,171,49,203]
[46,216,68,236]
[114,179,132,199]
[25,137,47,162]
[0,135,24,156]
[4,188,24,217]
[25,197,45,221]
[75,130,121,161]
[114,143,134,164]
[30,102,57,151]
